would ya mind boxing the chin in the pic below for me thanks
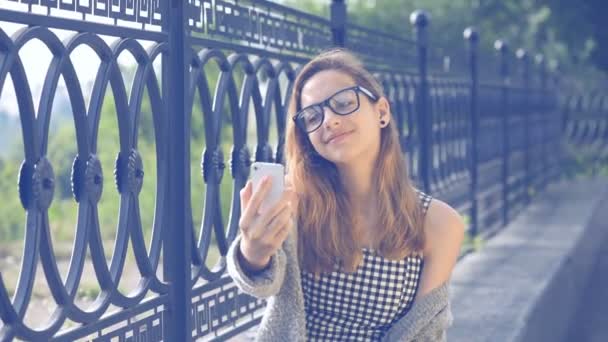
[323,150,359,166]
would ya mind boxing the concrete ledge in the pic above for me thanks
[448,176,608,342]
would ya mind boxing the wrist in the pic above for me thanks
[238,242,270,273]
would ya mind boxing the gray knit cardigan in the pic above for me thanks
[226,224,453,341]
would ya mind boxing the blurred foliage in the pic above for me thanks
[284,0,608,90]
[0,65,247,251]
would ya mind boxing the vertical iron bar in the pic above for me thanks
[536,54,547,190]
[495,40,509,227]
[464,27,479,236]
[331,0,346,47]
[517,49,530,205]
[163,0,191,340]
[410,10,432,194]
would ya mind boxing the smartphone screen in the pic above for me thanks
[251,162,285,213]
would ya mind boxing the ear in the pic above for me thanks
[377,96,391,127]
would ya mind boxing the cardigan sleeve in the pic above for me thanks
[226,233,287,299]
[381,281,453,342]
[410,302,453,342]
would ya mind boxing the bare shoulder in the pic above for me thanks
[415,197,466,297]
[422,198,466,255]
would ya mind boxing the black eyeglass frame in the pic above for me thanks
[292,85,378,133]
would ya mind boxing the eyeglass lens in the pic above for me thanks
[298,88,359,132]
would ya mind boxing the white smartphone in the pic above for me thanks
[251,162,285,213]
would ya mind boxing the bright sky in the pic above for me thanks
[0,1,161,117]
[0,0,312,118]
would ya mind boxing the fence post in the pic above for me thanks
[331,0,347,47]
[410,10,432,194]
[163,0,191,340]
[536,54,547,190]
[464,27,479,236]
[516,48,531,205]
[495,39,510,227]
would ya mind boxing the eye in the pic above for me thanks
[333,98,355,109]
[330,91,357,113]
[300,107,322,128]
[305,111,321,125]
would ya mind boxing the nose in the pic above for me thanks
[322,105,342,129]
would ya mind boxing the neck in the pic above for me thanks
[336,156,377,211]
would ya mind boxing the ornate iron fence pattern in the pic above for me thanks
[0,0,605,341]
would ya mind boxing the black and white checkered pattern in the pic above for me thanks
[301,190,433,341]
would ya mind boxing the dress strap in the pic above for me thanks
[413,188,433,259]
[414,188,433,217]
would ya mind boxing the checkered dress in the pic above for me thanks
[300,190,433,341]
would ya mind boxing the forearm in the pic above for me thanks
[226,234,287,299]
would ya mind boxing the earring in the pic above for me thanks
[380,120,386,126]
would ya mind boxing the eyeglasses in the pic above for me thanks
[293,85,378,133]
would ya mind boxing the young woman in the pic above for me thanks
[227,48,465,341]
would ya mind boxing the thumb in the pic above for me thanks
[239,180,252,209]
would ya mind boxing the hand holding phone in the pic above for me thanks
[251,162,285,214]
[237,162,295,273]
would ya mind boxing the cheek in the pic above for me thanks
[308,132,323,149]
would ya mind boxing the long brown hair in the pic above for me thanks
[285,48,426,277]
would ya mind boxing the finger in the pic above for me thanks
[263,203,292,237]
[249,201,289,240]
[240,176,272,229]
[283,179,298,206]
[268,214,293,248]
[274,217,292,241]
[238,181,252,232]
[254,191,292,229]
[285,188,298,210]
[239,180,252,209]
[275,220,293,246]
[250,176,273,214]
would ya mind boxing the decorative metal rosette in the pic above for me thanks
[114,149,144,195]
[202,148,225,183]
[18,157,55,211]
[85,155,104,204]
[18,161,33,209]
[71,154,104,204]
[230,146,251,179]
[32,157,56,210]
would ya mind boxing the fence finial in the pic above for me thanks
[516,48,528,60]
[494,39,508,52]
[495,40,509,80]
[409,10,430,28]
[463,27,479,43]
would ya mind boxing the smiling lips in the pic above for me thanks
[326,130,353,144]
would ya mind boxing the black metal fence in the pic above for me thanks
[0,0,605,341]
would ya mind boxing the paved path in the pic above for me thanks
[563,235,608,342]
